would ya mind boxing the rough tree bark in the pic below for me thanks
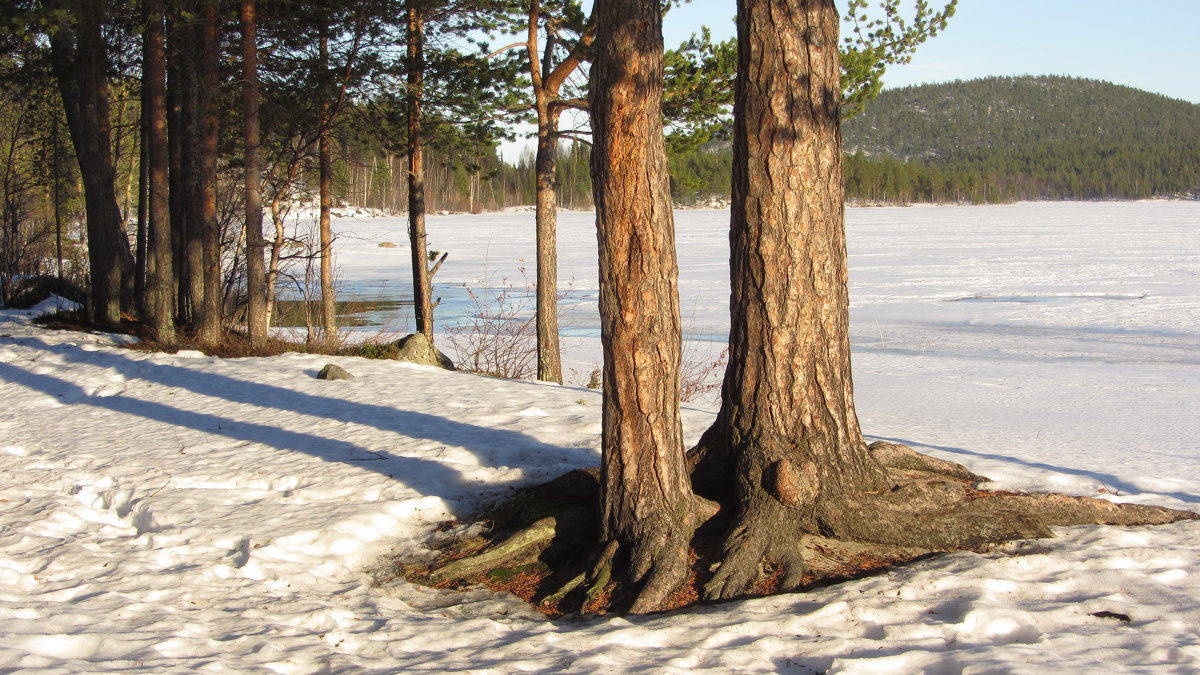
[48,1,134,326]
[684,0,891,600]
[589,0,705,614]
[135,98,148,315]
[241,0,268,345]
[689,0,1104,601]
[144,0,175,343]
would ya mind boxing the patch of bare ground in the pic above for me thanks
[396,442,1197,617]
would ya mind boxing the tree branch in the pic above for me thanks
[485,41,528,60]
[543,17,595,94]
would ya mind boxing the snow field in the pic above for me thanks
[0,201,1197,672]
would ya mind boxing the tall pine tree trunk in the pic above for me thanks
[241,0,267,345]
[692,0,892,601]
[172,7,206,331]
[196,0,222,345]
[406,4,433,339]
[165,10,190,327]
[144,0,175,343]
[590,0,701,614]
[48,2,133,326]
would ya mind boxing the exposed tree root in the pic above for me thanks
[867,441,989,482]
[702,492,812,601]
[583,540,617,612]
[540,571,586,608]
[397,443,1198,616]
[429,517,557,584]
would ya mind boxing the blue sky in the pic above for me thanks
[504,1,1198,161]
[663,0,1200,104]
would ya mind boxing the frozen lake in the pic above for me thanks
[330,201,1200,496]
[332,201,1199,361]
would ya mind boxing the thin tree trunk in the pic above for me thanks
[319,127,335,344]
[48,2,133,326]
[166,9,189,326]
[2,175,12,302]
[144,0,175,343]
[527,6,592,382]
[386,153,395,213]
[265,196,286,328]
[692,0,892,602]
[135,90,148,316]
[533,120,562,382]
[528,0,563,383]
[120,91,138,231]
[1,119,20,300]
[113,87,128,220]
[406,4,433,339]
[589,0,699,614]
[319,30,337,347]
[241,0,267,345]
[52,116,64,280]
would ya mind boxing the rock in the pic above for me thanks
[317,363,355,380]
[393,333,456,370]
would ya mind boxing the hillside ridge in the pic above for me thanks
[845,75,1200,161]
[835,75,1200,202]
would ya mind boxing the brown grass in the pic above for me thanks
[31,309,420,362]
[480,570,548,605]
[751,563,787,596]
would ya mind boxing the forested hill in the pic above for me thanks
[838,76,1200,203]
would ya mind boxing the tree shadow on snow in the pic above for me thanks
[872,435,1200,506]
[0,335,589,503]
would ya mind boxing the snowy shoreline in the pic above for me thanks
[2,201,1198,672]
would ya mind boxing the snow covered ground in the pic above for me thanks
[1,201,1198,672]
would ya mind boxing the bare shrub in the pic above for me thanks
[565,344,726,404]
[680,341,728,405]
[444,277,538,380]
[568,365,603,390]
